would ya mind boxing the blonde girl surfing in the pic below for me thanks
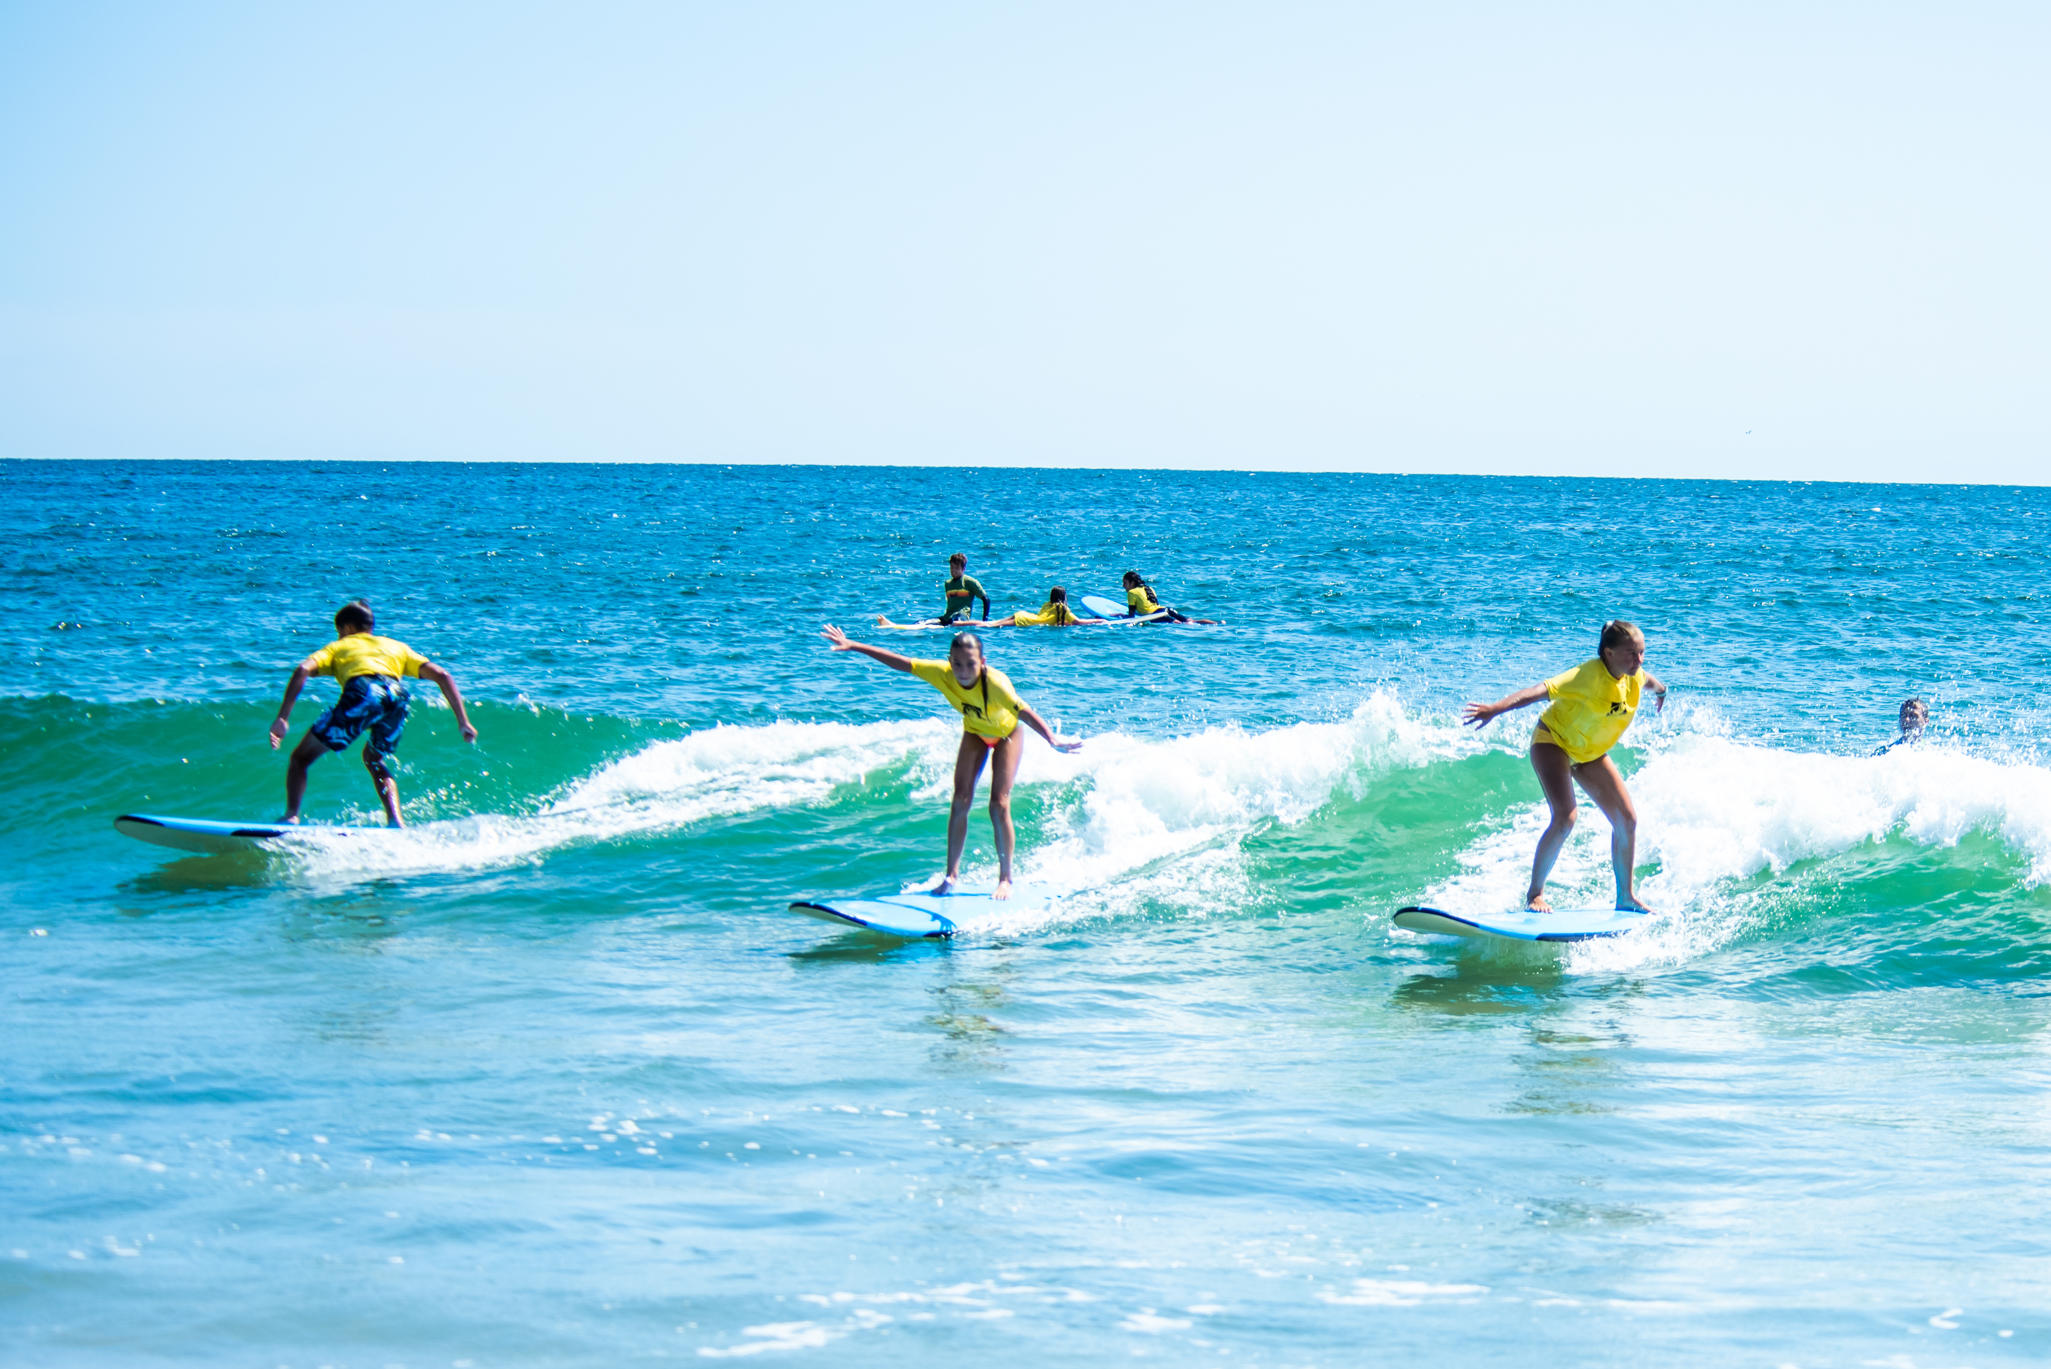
[1462,621,1668,913]
[821,625,1081,899]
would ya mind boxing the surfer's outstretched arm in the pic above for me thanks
[418,662,479,743]
[1461,684,1548,728]
[822,625,915,673]
[268,661,316,748]
[1643,672,1669,713]
[1016,703,1082,753]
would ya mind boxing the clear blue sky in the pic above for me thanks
[2,2,2045,480]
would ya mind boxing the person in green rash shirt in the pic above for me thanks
[877,552,991,629]
[939,553,990,624]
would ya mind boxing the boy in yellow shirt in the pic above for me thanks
[1462,621,1668,912]
[267,600,477,827]
[821,624,1079,899]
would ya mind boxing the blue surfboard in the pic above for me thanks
[114,813,376,856]
[790,884,1049,938]
[1392,904,1651,943]
[1078,594,1170,624]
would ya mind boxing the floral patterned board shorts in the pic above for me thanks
[311,675,411,764]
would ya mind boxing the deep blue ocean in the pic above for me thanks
[4,460,2049,1366]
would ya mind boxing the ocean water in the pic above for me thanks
[3,459,2049,1367]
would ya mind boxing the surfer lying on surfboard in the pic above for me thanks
[268,600,476,828]
[1461,620,1667,913]
[981,586,1111,627]
[822,624,1080,899]
[1118,571,1217,624]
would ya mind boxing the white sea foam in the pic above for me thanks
[278,692,1464,911]
[1419,717,2051,970]
[281,718,953,882]
[946,691,1475,936]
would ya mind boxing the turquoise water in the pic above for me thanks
[4,460,2050,1366]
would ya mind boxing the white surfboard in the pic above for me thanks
[1392,904,1651,943]
[790,884,1048,938]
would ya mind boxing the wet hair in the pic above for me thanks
[1899,697,1928,722]
[949,630,985,661]
[335,599,375,634]
[1598,619,1643,653]
[1121,570,1144,588]
[949,552,967,569]
[1048,586,1068,603]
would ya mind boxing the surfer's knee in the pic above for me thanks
[987,792,1011,820]
[1549,803,1578,832]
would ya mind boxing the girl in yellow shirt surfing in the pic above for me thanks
[1462,620,1668,913]
[821,625,1080,899]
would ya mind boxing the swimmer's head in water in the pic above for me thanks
[1598,619,1646,675]
[1899,698,1929,733]
[948,631,985,682]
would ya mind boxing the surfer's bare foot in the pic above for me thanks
[1526,894,1553,913]
[279,815,301,825]
[928,875,956,895]
[1617,896,1654,913]
[993,878,1012,901]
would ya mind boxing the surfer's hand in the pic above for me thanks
[1052,737,1083,754]
[460,722,479,744]
[1460,702,1496,729]
[1654,688,1667,714]
[268,717,288,749]
[822,624,853,651]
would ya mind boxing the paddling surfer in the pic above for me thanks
[985,586,1110,627]
[821,625,1079,899]
[1119,570,1217,624]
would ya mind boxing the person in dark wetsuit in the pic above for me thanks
[1873,698,1929,755]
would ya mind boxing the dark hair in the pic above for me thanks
[949,630,985,659]
[1048,586,1068,602]
[1598,619,1642,652]
[949,552,967,568]
[335,599,375,634]
[1121,570,1143,588]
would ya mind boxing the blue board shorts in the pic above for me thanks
[311,675,411,766]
